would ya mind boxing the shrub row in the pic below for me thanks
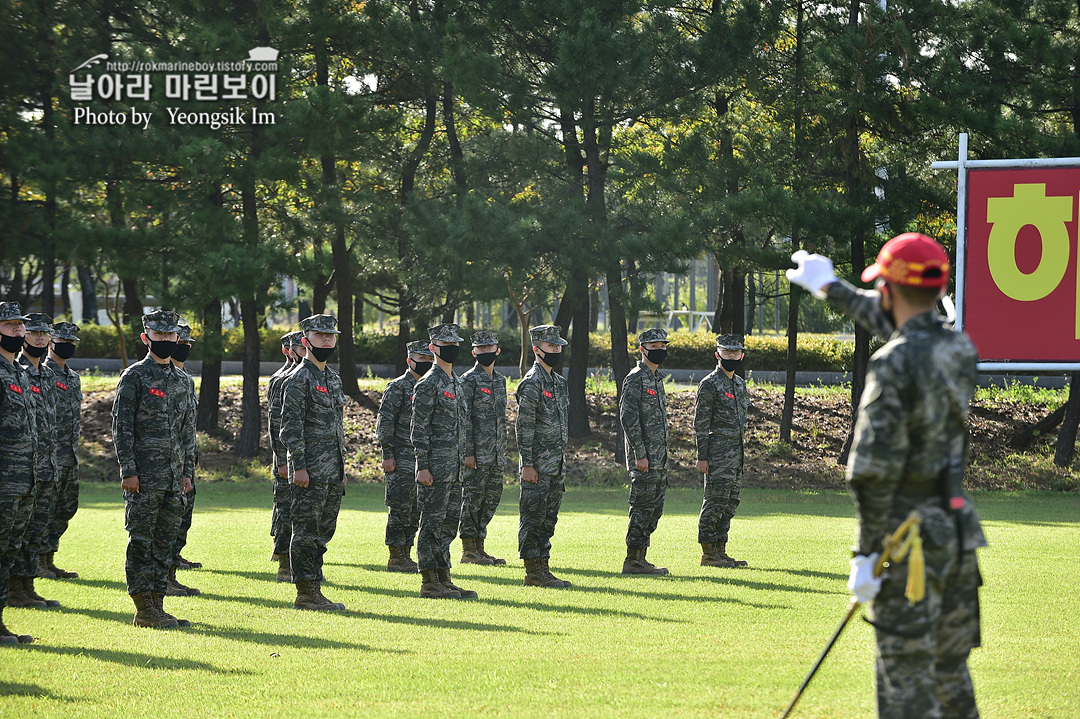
[71,324,866,372]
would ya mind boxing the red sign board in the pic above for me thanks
[964,167,1080,362]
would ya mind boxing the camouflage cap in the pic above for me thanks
[428,323,464,343]
[407,339,435,357]
[279,332,293,348]
[529,324,568,346]
[471,330,499,347]
[0,302,30,323]
[300,314,340,334]
[177,318,195,344]
[716,333,745,351]
[23,313,54,333]
[637,328,669,346]
[52,321,81,342]
[143,309,183,334]
[287,331,305,347]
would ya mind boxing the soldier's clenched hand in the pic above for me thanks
[521,466,539,484]
[464,456,477,469]
[293,468,311,488]
[382,458,396,473]
[696,460,709,474]
[122,475,140,493]
[277,464,288,479]
[416,468,434,487]
[182,476,193,494]
[635,458,649,472]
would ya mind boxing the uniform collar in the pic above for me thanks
[896,310,941,336]
[636,358,665,380]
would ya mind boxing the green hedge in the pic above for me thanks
[71,324,869,371]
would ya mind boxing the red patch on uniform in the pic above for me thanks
[409,395,414,402]
[543,390,554,399]
[724,391,735,399]
[149,388,165,398]
[481,387,492,395]
[443,390,456,399]
[646,388,657,396]
[56,381,68,391]
[316,385,328,394]
[8,383,22,394]
[30,386,41,394]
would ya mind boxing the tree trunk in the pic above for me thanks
[567,272,591,438]
[1054,372,1080,467]
[395,306,411,376]
[780,286,802,443]
[77,264,98,324]
[235,298,262,458]
[59,265,71,320]
[197,300,222,432]
[553,282,573,340]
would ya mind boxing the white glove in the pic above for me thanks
[848,553,882,604]
[786,250,837,298]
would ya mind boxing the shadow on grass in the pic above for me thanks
[0,682,76,702]
[63,577,128,592]
[540,565,836,597]
[186,623,402,653]
[25,644,254,674]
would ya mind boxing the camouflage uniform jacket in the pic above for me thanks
[461,363,507,467]
[267,362,296,469]
[693,368,749,468]
[279,359,346,484]
[376,371,418,468]
[43,358,82,468]
[515,361,568,477]
[0,357,38,495]
[836,296,987,556]
[19,356,57,481]
[620,360,668,472]
[410,367,466,476]
[111,356,196,491]
[177,366,199,468]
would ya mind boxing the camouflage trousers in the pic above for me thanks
[0,492,34,606]
[518,472,564,560]
[698,470,742,544]
[13,480,58,577]
[416,472,462,572]
[172,482,195,563]
[270,473,293,557]
[626,468,667,549]
[869,542,982,719]
[125,488,183,595]
[459,464,504,540]
[46,463,80,552]
[289,481,344,583]
[384,469,419,548]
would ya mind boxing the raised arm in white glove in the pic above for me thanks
[848,552,882,604]
[786,250,838,298]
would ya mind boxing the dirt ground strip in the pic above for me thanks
[78,383,1075,491]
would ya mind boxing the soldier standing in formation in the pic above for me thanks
[280,314,348,611]
[619,328,671,576]
[411,323,476,599]
[376,339,432,573]
[789,234,986,718]
[39,321,82,581]
[694,333,751,569]
[516,325,571,588]
[112,310,195,629]
[0,302,36,645]
[268,331,302,583]
[166,319,201,598]
[458,330,508,566]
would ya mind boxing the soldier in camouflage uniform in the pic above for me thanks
[0,302,37,644]
[9,313,62,609]
[694,333,751,569]
[268,331,302,582]
[411,324,476,599]
[166,319,200,598]
[38,321,82,581]
[516,325,571,588]
[280,314,347,611]
[112,310,196,629]
[376,339,433,573]
[458,329,508,566]
[619,328,671,576]
[789,233,986,719]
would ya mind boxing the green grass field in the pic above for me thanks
[2,483,1077,718]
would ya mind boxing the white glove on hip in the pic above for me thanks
[786,250,837,298]
[848,553,882,604]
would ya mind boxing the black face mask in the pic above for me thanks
[22,343,47,359]
[148,339,177,360]
[537,349,563,368]
[410,360,433,376]
[172,344,193,363]
[434,344,460,364]
[644,348,668,365]
[720,357,743,372]
[0,333,23,354]
[52,343,77,360]
[309,345,336,363]
[475,351,497,367]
